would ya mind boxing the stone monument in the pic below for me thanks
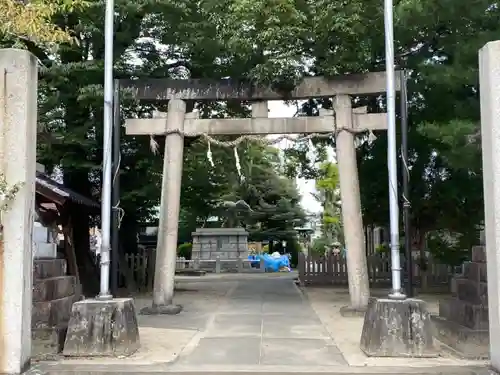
[432,244,489,359]
[191,227,249,261]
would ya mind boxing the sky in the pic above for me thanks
[267,100,329,215]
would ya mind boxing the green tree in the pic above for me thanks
[356,0,491,259]
[213,142,306,242]
[314,162,343,248]
[0,0,89,43]
[3,0,490,297]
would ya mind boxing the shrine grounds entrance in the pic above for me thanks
[113,72,403,312]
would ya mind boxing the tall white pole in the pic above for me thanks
[384,0,405,298]
[99,0,115,299]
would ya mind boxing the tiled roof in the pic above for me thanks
[36,171,99,208]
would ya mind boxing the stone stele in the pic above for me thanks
[63,298,140,357]
[360,297,436,357]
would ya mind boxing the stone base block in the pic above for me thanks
[32,293,80,328]
[471,245,486,262]
[360,297,437,357]
[463,261,487,282]
[63,298,140,357]
[455,278,488,305]
[32,324,67,357]
[439,298,488,330]
[33,276,77,302]
[431,315,489,359]
[33,258,67,279]
[140,303,182,315]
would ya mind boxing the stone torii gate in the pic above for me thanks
[121,72,401,314]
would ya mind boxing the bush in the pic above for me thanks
[177,242,192,259]
[311,237,328,255]
[426,231,468,266]
[375,243,388,254]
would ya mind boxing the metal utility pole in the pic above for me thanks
[111,80,120,296]
[384,0,405,299]
[99,0,115,299]
[400,71,413,297]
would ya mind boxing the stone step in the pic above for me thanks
[32,324,67,358]
[33,276,77,302]
[463,261,487,282]
[32,294,79,329]
[33,258,67,279]
[439,298,489,330]
[431,315,489,359]
[471,245,486,263]
[455,277,487,305]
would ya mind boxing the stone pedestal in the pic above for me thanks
[360,297,436,357]
[63,298,140,357]
[431,245,489,359]
[0,49,38,375]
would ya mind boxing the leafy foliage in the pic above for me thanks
[0,0,89,43]
[313,162,343,249]
[177,242,192,259]
[1,0,493,279]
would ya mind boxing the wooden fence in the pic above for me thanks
[115,252,266,291]
[297,252,452,287]
[102,250,452,292]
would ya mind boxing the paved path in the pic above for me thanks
[36,274,489,374]
[164,274,346,368]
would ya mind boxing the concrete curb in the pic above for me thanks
[26,363,492,374]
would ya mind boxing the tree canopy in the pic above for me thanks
[0,0,492,284]
[0,0,89,43]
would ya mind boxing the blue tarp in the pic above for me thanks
[248,254,290,272]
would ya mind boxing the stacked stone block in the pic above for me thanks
[191,228,249,260]
[32,259,81,357]
[191,228,249,272]
[432,245,489,358]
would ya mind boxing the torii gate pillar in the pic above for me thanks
[141,100,186,315]
[479,40,500,369]
[334,95,370,311]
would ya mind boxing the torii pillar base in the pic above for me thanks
[140,303,182,315]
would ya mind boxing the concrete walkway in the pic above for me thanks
[171,274,346,368]
[35,273,489,374]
